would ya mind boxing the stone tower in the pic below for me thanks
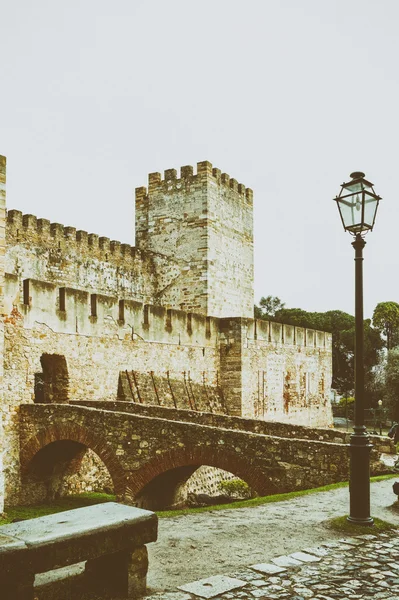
[135,161,254,318]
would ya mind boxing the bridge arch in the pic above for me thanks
[20,422,126,500]
[125,446,272,505]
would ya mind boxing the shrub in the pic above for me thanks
[219,479,252,498]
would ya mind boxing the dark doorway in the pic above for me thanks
[35,354,69,403]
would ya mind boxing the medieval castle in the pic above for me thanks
[0,156,333,512]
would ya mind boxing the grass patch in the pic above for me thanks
[157,473,397,518]
[0,474,396,525]
[325,515,396,534]
[0,492,115,525]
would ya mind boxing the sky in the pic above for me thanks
[0,0,398,319]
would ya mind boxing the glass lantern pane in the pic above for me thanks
[344,180,364,193]
[338,197,362,229]
[363,193,378,227]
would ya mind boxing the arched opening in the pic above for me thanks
[20,441,114,505]
[135,465,254,511]
[34,353,69,403]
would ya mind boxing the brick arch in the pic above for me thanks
[125,446,273,501]
[20,423,127,497]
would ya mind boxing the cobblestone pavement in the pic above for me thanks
[144,531,399,599]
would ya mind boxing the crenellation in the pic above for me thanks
[296,327,305,346]
[245,187,253,204]
[306,328,315,347]
[197,160,213,176]
[148,172,162,188]
[7,209,23,234]
[270,320,283,343]
[50,223,64,239]
[22,214,37,229]
[212,167,221,180]
[64,226,76,240]
[121,243,132,256]
[88,233,99,247]
[180,165,193,178]
[164,168,177,181]
[37,218,51,238]
[238,183,245,195]
[221,173,230,185]
[110,240,121,254]
[135,186,147,200]
[229,178,238,192]
[99,236,110,252]
[76,229,88,247]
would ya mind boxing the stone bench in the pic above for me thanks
[0,501,158,600]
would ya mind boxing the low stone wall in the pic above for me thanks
[70,400,395,455]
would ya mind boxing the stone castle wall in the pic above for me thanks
[0,155,334,507]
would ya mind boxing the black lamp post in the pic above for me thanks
[334,171,381,525]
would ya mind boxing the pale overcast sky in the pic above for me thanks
[1,0,398,318]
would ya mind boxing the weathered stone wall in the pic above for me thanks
[0,156,6,514]
[1,276,334,504]
[60,448,113,497]
[135,161,253,318]
[5,209,183,307]
[117,371,226,412]
[2,313,220,504]
[172,466,239,507]
[220,318,333,426]
[0,157,337,508]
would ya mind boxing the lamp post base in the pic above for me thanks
[348,426,374,526]
[347,515,374,526]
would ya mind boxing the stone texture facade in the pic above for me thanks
[135,161,253,318]
[0,157,334,508]
[0,157,6,514]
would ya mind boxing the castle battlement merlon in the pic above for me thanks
[136,161,253,204]
[6,209,146,263]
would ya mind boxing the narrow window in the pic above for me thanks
[23,279,30,306]
[59,288,66,312]
[187,313,193,334]
[119,299,125,323]
[143,304,150,326]
[91,294,97,318]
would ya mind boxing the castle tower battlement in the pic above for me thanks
[135,161,254,318]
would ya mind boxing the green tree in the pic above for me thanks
[383,348,399,421]
[372,301,399,350]
[254,296,285,319]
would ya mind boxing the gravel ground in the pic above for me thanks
[146,478,399,594]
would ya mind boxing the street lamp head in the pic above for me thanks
[334,172,381,235]
[378,399,383,406]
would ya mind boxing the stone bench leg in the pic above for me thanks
[3,572,35,600]
[85,545,149,598]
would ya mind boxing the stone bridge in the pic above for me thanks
[18,402,393,508]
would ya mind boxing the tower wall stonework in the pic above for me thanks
[135,161,253,318]
[0,157,333,507]
[0,157,6,513]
